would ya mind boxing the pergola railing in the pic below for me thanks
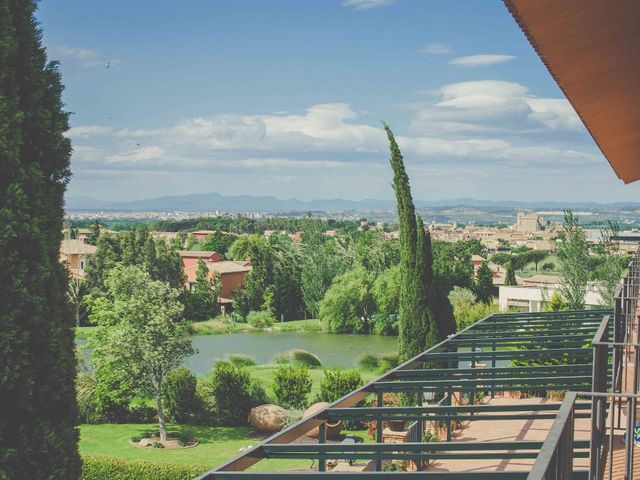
[195,302,616,479]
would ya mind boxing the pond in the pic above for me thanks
[78,332,398,376]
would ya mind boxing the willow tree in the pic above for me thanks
[385,125,437,361]
[0,1,80,477]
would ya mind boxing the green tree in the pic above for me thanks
[300,215,346,318]
[474,262,494,304]
[594,221,624,307]
[228,234,264,261]
[547,291,568,311]
[184,260,218,320]
[88,265,194,441]
[504,260,517,286]
[86,220,101,246]
[0,1,81,476]
[372,265,401,319]
[385,124,435,360]
[557,211,589,309]
[319,268,374,334]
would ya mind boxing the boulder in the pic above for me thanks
[248,404,287,433]
[138,438,153,447]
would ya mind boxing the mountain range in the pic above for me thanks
[65,192,640,213]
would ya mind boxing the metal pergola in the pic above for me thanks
[194,249,640,480]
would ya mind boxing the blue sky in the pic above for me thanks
[38,0,640,203]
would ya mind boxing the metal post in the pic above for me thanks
[491,340,496,399]
[376,390,383,471]
[417,386,424,471]
[318,423,326,472]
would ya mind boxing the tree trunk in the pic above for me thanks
[75,304,81,328]
[155,382,167,442]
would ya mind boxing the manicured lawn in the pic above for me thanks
[270,319,322,332]
[189,317,322,335]
[79,423,369,472]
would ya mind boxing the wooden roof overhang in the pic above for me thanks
[504,0,640,183]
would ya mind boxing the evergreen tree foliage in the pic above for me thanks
[504,260,517,286]
[85,221,101,246]
[385,124,438,361]
[0,1,81,476]
[474,262,494,304]
[184,259,218,321]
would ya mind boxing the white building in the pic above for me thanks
[499,281,603,312]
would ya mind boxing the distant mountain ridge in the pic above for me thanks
[65,192,640,213]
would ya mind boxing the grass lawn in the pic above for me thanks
[79,423,370,472]
[189,317,321,335]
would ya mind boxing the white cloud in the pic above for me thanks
[105,146,167,165]
[71,86,594,188]
[342,0,395,10]
[411,80,583,135]
[449,54,515,67]
[420,43,451,55]
[67,125,112,138]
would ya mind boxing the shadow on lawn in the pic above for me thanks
[130,424,253,445]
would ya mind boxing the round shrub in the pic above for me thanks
[316,368,363,403]
[247,310,275,328]
[290,349,322,368]
[203,361,267,426]
[226,354,256,368]
[162,368,198,423]
[378,353,400,372]
[357,353,380,372]
[273,365,312,409]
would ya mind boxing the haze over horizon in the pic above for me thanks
[39,0,640,204]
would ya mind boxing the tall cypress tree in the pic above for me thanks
[385,125,437,361]
[0,1,80,477]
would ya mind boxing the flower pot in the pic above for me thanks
[388,420,406,432]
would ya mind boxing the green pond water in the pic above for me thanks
[78,332,398,375]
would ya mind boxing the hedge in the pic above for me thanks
[81,456,208,480]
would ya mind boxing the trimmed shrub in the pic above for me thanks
[203,361,267,426]
[163,368,199,423]
[316,368,363,403]
[226,354,256,368]
[81,455,207,480]
[273,365,312,409]
[290,349,322,368]
[247,310,275,328]
[357,353,380,372]
[378,353,400,372]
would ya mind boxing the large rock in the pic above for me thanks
[248,404,287,433]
